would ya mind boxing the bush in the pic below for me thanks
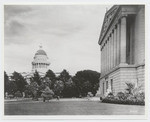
[14,91,22,98]
[102,82,145,105]
[102,92,145,105]
[116,92,127,100]
[7,94,14,99]
[87,92,93,97]
[107,92,114,99]
[102,97,144,105]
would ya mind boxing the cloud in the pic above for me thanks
[4,5,33,20]
[5,20,25,35]
[4,5,105,45]
[4,5,112,74]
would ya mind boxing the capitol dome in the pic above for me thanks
[32,45,50,74]
[35,49,47,56]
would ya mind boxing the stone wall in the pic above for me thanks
[136,65,145,90]
[134,6,145,65]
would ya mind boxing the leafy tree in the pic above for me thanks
[62,78,77,98]
[4,71,9,93]
[53,80,64,97]
[4,71,17,95]
[29,81,39,99]
[11,71,27,93]
[58,69,70,82]
[45,70,56,81]
[32,70,41,85]
[82,81,92,96]
[45,70,56,88]
[93,83,99,95]
[73,70,100,97]
[24,84,32,97]
[8,81,17,95]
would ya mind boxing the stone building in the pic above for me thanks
[32,45,50,76]
[98,5,145,97]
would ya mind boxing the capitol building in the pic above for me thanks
[32,45,50,75]
[18,45,50,83]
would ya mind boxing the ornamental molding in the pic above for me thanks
[99,5,138,46]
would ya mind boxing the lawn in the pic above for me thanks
[5,100,145,115]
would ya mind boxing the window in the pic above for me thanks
[106,81,108,91]
[103,83,104,94]
[111,79,113,93]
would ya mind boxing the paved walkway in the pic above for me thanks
[5,97,100,102]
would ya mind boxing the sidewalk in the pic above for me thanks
[5,97,100,102]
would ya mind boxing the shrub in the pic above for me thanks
[7,94,14,99]
[87,92,93,97]
[14,91,22,98]
[107,92,114,99]
[102,96,144,105]
[102,91,145,105]
[108,92,113,96]
[116,92,127,100]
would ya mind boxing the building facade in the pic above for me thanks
[98,5,145,97]
[32,45,50,76]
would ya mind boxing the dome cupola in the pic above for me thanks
[35,45,47,56]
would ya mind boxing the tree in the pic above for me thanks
[73,70,100,97]
[7,81,17,95]
[4,71,18,95]
[45,69,56,81]
[82,81,92,96]
[29,81,39,100]
[58,69,70,82]
[4,71,9,93]
[45,70,56,89]
[53,80,64,97]
[11,71,27,93]
[62,78,77,98]
[32,71,41,85]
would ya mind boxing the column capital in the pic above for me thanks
[121,14,128,18]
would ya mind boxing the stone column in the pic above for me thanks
[111,32,114,69]
[110,34,112,69]
[109,36,111,70]
[106,40,108,73]
[105,43,107,74]
[104,43,106,74]
[114,27,117,67]
[112,31,115,68]
[101,47,102,74]
[108,37,110,71]
[107,40,109,72]
[102,45,104,74]
[120,16,127,64]
[116,23,120,65]
[102,47,103,74]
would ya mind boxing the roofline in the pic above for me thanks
[98,5,119,45]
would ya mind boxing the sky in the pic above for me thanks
[4,5,112,75]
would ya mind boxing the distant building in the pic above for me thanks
[32,45,50,76]
[8,46,51,84]
[98,5,145,96]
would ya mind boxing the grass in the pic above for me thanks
[5,100,145,115]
